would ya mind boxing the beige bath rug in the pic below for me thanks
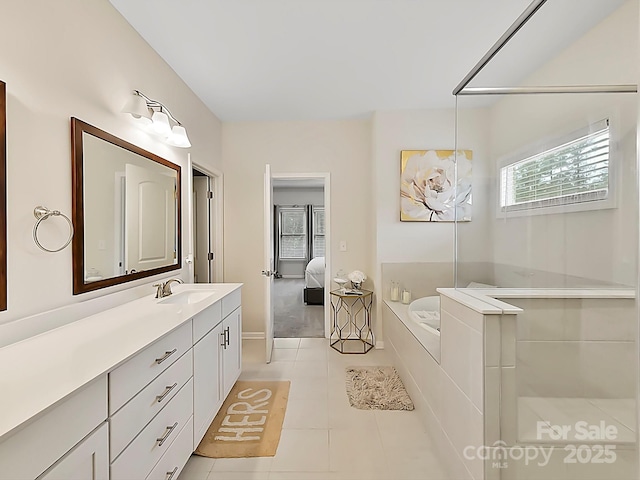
[345,366,414,411]
[195,380,290,458]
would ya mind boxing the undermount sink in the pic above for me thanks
[157,290,214,305]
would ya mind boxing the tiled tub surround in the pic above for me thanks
[384,289,517,480]
[380,262,454,362]
[386,301,442,361]
[384,287,638,480]
[0,283,242,480]
[456,261,632,290]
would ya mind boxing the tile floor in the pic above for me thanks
[178,338,450,480]
[518,396,636,443]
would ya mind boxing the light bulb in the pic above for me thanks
[167,125,191,148]
[151,111,171,138]
[122,92,152,123]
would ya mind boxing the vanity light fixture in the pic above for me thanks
[122,90,191,148]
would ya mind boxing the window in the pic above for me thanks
[499,119,611,214]
[279,207,306,259]
[312,207,325,257]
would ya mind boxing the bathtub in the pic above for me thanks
[408,296,441,336]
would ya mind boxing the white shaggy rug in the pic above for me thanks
[345,366,415,411]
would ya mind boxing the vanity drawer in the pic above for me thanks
[222,288,241,318]
[192,301,221,344]
[145,417,193,480]
[110,349,193,461]
[109,321,191,414]
[110,378,193,480]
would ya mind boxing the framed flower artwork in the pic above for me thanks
[400,149,472,222]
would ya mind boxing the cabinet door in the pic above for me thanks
[222,307,242,396]
[193,322,223,445]
[39,423,108,480]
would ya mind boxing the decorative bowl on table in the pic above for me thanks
[347,270,367,291]
[334,270,349,293]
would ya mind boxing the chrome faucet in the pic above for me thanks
[153,278,184,298]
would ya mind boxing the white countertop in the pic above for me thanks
[0,283,242,442]
[436,288,508,314]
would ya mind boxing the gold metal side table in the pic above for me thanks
[330,289,374,354]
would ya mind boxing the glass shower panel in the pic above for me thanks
[456,91,638,290]
[453,1,638,478]
[457,92,639,480]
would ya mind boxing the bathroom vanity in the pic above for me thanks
[0,283,242,480]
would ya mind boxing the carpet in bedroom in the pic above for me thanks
[274,278,324,338]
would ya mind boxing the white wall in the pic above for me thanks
[222,119,371,335]
[372,108,491,339]
[0,0,222,327]
[373,109,456,266]
[487,0,638,286]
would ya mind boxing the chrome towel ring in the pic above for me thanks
[33,206,74,253]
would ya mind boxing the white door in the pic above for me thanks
[125,164,176,274]
[263,164,275,363]
[193,175,210,282]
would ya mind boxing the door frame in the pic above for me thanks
[187,155,224,283]
[271,172,331,338]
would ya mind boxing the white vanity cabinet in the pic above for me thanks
[193,321,224,444]
[108,321,192,415]
[109,321,194,480]
[145,418,193,480]
[0,284,242,480]
[193,290,242,446]
[39,423,109,480]
[0,376,108,480]
[221,306,242,396]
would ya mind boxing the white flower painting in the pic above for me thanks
[400,149,472,222]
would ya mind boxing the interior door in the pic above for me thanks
[125,164,176,273]
[193,175,210,282]
[263,164,275,363]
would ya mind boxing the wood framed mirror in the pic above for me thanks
[0,81,6,311]
[71,118,181,294]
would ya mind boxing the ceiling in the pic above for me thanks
[109,0,626,122]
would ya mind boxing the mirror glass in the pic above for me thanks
[71,118,181,294]
[0,81,6,310]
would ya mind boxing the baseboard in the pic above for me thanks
[242,332,265,340]
[280,275,304,279]
[375,340,385,349]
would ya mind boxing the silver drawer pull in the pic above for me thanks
[156,382,178,403]
[157,422,178,446]
[166,467,178,480]
[225,326,230,346]
[220,332,226,347]
[155,349,177,364]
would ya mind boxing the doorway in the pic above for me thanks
[192,165,223,283]
[271,176,330,339]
